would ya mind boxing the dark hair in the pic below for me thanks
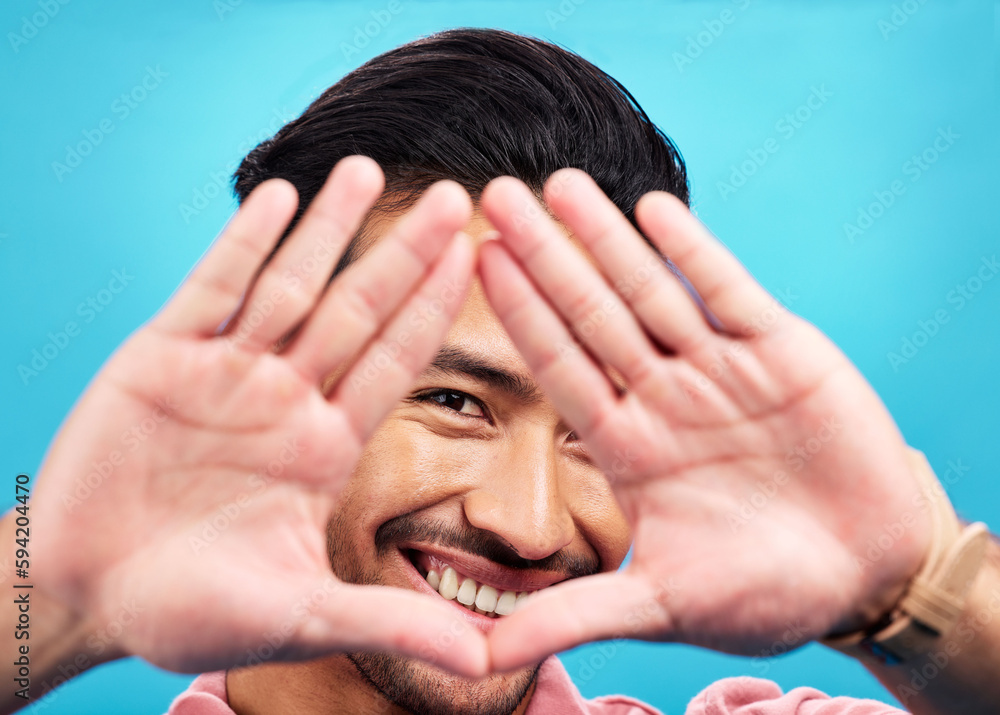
[233,27,688,262]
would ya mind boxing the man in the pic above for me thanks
[4,28,998,715]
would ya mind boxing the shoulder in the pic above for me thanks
[529,657,665,715]
[589,693,665,714]
[165,671,234,715]
[686,676,907,714]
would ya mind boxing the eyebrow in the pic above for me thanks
[424,344,544,403]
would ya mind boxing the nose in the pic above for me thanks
[462,438,575,561]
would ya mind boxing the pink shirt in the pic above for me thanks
[167,657,905,714]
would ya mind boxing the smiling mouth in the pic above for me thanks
[406,549,537,618]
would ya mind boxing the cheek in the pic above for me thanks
[566,470,633,571]
[331,415,633,572]
[332,416,495,536]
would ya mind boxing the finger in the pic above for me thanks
[298,583,490,677]
[227,156,385,351]
[153,179,298,337]
[636,192,786,336]
[480,177,661,385]
[478,240,622,445]
[488,572,673,672]
[327,231,475,442]
[172,574,490,677]
[541,169,712,353]
[286,180,472,383]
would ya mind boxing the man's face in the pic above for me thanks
[326,210,632,715]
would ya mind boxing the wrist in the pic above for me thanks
[861,540,1000,715]
[822,449,990,666]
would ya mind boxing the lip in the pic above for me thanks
[398,541,571,593]
[396,547,502,633]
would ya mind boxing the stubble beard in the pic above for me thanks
[328,512,542,715]
[347,650,539,715]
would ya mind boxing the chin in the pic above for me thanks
[348,649,541,715]
[324,508,578,714]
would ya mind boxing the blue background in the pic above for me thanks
[2,1,998,713]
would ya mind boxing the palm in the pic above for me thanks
[29,158,489,677]
[478,171,930,669]
[617,353,916,652]
[32,329,341,671]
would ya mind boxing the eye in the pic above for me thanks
[412,389,487,420]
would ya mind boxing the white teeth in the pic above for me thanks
[495,590,517,616]
[475,585,498,612]
[422,560,539,617]
[439,567,459,600]
[456,577,478,606]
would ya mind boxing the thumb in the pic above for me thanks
[292,580,490,678]
[487,572,678,672]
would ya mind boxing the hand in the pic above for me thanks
[28,157,489,677]
[477,170,932,671]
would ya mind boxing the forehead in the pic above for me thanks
[440,212,531,375]
[355,202,613,394]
